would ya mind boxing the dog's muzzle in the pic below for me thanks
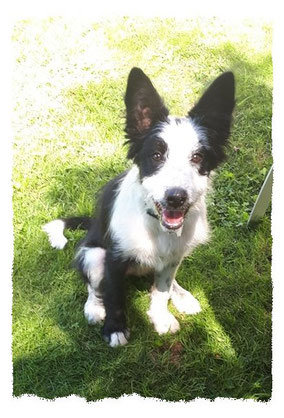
[153,188,190,231]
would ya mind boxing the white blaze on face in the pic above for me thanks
[141,117,208,205]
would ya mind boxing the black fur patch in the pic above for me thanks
[188,71,235,171]
[124,68,169,138]
[124,67,169,166]
[129,125,169,179]
[62,216,92,230]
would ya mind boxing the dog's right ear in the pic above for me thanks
[188,72,235,147]
[124,68,169,139]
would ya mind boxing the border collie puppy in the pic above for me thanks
[43,68,235,347]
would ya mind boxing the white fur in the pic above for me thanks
[77,247,106,324]
[171,280,201,314]
[109,167,209,270]
[42,220,68,249]
[76,246,105,288]
[148,287,180,334]
[147,263,180,334]
[148,309,180,335]
[84,285,106,324]
[109,332,129,347]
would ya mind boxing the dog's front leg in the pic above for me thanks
[102,250,130,347]
[147,264,180,335]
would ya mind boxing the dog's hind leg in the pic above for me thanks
[170,279,201,315]
[101,250,130,347]
[84,284,106,324]
[75,246,106,324]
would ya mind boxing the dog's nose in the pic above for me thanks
[165,188,188,208]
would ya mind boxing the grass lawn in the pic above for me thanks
[12,17,272,401]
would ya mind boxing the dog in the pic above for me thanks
[43,67,235,347]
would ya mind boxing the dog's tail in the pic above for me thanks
[42,216,92,250]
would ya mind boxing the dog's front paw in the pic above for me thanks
[171,291,201,314]
[147,309,180,335]
[171,284,202,315]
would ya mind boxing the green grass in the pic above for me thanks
[12,17,272,401]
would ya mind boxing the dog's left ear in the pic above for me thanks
[188,72,235,148]
[125,67,169,139]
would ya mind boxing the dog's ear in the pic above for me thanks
[188,72,235,148]
[125,68,169,138]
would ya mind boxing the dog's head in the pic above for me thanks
[124,68,235,231]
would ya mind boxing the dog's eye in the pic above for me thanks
[191,153,203,164]
[152,152,162,161]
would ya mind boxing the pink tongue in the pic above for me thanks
[163,210,184,225]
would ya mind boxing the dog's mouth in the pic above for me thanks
[154,201,190,230]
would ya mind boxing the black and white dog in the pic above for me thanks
[43,68,235,347]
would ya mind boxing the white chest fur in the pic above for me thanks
[109,167,209,271]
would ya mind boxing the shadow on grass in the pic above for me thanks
[13,38,272,401]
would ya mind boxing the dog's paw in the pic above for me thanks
[171,284,202,315]
[108,331,130,347]
[84,299,106,324]
[102,329,130,347]
[102,320,130,347]
[171,290,201,314]
[147,309,180,335]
